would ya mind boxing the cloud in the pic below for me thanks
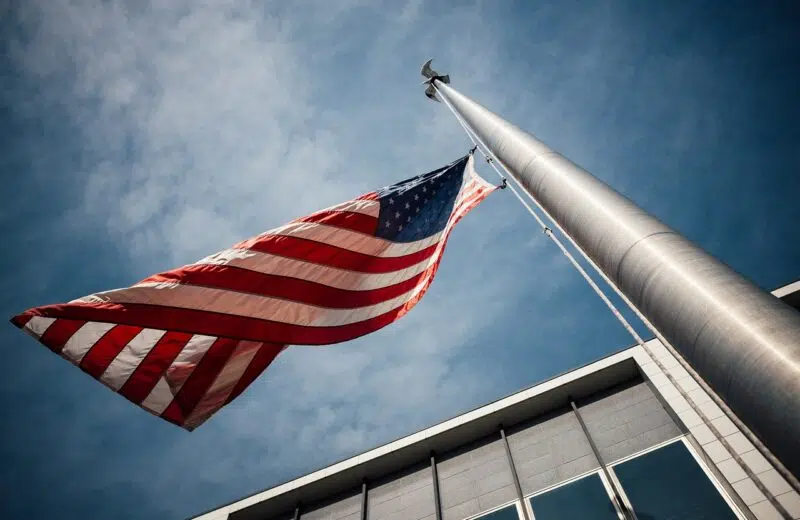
[4,2,800,519]
[3,0,574,516]
[9,1,365,267]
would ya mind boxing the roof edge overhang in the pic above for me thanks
[196,281,800,520]
[216,348,642,520]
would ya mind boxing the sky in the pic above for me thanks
[1,0,798,518]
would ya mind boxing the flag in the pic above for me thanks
[11,154,496,430]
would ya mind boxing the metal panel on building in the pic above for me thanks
[200,282,800,520]
[302,488,362,520]
[436,435,517,520]
[577,380,682,463]
[368,462,436,520]
[506,407,598,495]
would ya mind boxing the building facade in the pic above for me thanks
[195,281,800,520]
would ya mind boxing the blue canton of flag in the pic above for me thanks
[375,156,469,243]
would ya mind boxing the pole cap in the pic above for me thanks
[420,59,449,101]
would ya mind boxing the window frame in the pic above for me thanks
[461,499,525,520]
[605,436,747,520]
[521,468,625,520]
[517,435,747,520]
[458,432,746,520]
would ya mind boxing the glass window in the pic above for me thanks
[613,440,738,520]
[528,473,619,519]
[474,504,520,520]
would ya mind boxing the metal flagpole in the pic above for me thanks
[438,86,800,508]
[439,89,798,516]
[421,61,800,481]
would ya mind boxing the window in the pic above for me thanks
[473,504,520,520]
[528,473,619,519]
[612,440,738,519]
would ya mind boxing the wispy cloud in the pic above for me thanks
[8,1,794,519]
[2,0,573,516]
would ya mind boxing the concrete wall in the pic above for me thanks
[578,380,681,464]
[293,377,691,520]
[302,489,361,520]
[506,407,597,495]
[368,462,435,520]
[437,435,517,520]
[199,337,800,520]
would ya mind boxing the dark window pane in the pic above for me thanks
[529,473,618,519]
[476,505,519,520]
[614,441,738,520]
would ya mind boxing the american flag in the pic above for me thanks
[11,154,496,430]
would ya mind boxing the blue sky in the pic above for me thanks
[1,1,798,518]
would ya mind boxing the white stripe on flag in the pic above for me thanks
[100,328,167,391]
[259,179,483,259]
[188,181,483,291]
[24,316,56,339]
[184,340,262,428]
[168,334,217,392]
[464,156,496,190]
[82,187,487,328]
[193,247,433,291]
[61,322,116,364]
[320,199,380,217]
[140,334,217,415]
[141,377,174,415]
[261,220,443,258]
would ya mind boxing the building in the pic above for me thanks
[195,281,800,520]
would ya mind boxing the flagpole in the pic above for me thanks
[422,63,800,482]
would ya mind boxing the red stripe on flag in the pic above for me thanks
[118,331,192,404]
[163,338,238,425]
[140,265,426,309]
[294,210,378,235]
[238,235,439,273]
[22,296,418,345]
[79,324,143,379]
[160,401,184,428]
[39,319,86,354]
[224,343,285,406]
[19,187,491,347]
[10,314,33,329]
[8,158,497,431]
